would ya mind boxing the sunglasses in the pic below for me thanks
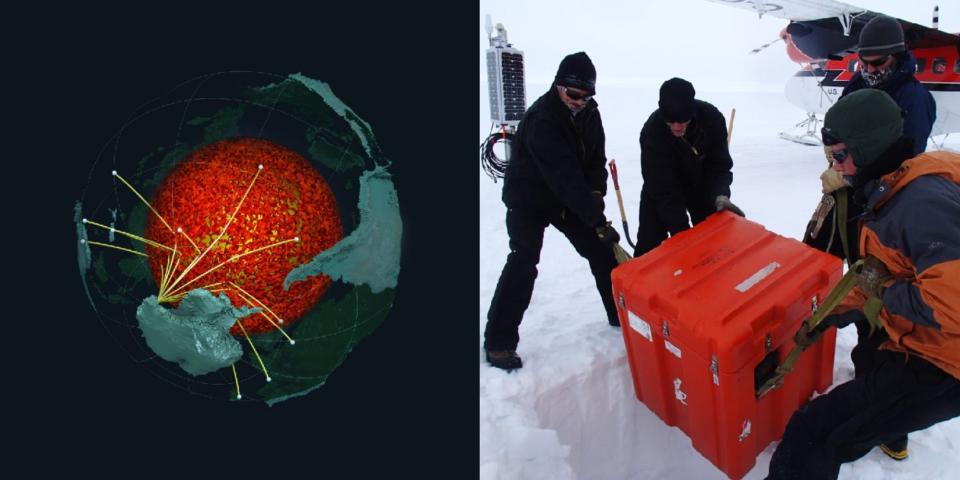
[859,55,890,68]
[831,148,850,164]
[562,86,593,101]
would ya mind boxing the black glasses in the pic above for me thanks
[831,148,850,164]
[859,55,890,68]
[562,86,593,101]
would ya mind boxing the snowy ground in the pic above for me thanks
[478,82,960,480]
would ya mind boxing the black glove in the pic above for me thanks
[595,221,620,245]
[793,321,828,349]
[793,310,862,348]
[715,195,745,217]
[856,256,892,299]
[823,310,864,329]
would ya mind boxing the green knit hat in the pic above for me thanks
[822,89,903,167]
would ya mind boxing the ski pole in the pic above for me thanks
[608,159,636,250]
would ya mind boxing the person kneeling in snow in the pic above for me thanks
[801,16,936,460]
[766,89,960,480]
[633,77,743,258]
[483,52,621,371]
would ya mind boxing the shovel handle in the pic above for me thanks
[609,159,621,191]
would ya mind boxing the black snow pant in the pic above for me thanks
[633,194,713,258]
[766,350,960,480]
[484,206,619,352]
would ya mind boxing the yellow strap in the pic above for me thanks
[756,259,864,397]
[863,297,884,335]
[836,189,851,264]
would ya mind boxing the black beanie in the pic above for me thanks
[659,78,696,122]
[555,52,596,95]
[858,15,905,57]
[822,89,903,168]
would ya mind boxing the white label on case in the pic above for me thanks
[665,340,682,359]
[735,261,781,293]
[628,311,652,342]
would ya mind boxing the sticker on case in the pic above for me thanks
[628,311,652,342]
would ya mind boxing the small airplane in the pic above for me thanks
[709,0,960,147]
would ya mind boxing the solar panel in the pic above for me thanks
[487,46,526,126]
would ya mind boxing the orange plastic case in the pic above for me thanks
[612,212,841,480]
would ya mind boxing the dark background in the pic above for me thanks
[5,2,477,476]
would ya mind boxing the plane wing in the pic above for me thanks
[708,0,960,52]
[704,0,864,22]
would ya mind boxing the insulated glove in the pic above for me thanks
[595,221,620,245]
[823,310,864,330]
[856,255,892,299]
[820,168,849,194]
[714,195,745,217]
[793,321,828,349]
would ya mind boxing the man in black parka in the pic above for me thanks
[633,77,743,257]
[484,52,621,371]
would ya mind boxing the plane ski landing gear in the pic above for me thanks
[779,111,822,146]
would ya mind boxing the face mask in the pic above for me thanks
[862,68,892,87]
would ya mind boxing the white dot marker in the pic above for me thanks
[289,340,296,345]
[294,237,300,242]
[278,319,284,325]
[80,239,86,244]
[82,218,88,223]
[266,377,272,382]
[258,164,264,170]
[177,227,183,233]
[236,394,242,400]
[111,170,117,176]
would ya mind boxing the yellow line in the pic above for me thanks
[165,165,264,295]
[231,364,241,400]
[158,292,187,303]
[231,285,295,345]
[166,236,300,298]
[159,250,172,293]
[166,259,232,297]
[166,245,179,291]
[159,244,180,296]
[227,282,284,325]
[83,218,174,253]
[113,171,175,235]
[232,237,300,262]
[178,227,202,255]
[84,240,148,257]
[235,319,271,382]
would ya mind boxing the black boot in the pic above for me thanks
[879,436,909,461]
[486,349,523,371]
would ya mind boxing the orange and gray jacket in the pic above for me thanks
[839,151,960,380]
